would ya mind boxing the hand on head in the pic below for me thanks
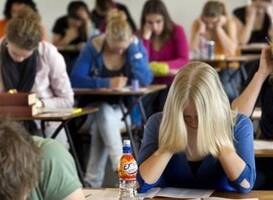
[65,27,79,41]
[216,15,227,28]
[143,22,153,40]
[258,46,273,77]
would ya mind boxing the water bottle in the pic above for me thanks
[199,35,207,59]
[118,140,138,200]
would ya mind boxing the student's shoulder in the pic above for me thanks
[38,41,58,54]
[146,112,163,130]
[90,34,105,52]
[234,113,253,138]
[55,15,68,24]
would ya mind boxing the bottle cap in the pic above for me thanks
[123,140,131,153]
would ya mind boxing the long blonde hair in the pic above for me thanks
[159,62,236,157]
[106,10,132,42]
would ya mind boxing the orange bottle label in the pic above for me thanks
[119,154,138,181]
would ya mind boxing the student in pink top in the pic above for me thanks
[140,0,189,115]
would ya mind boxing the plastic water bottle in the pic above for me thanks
[118,140,138,200]
[199,35,208,59]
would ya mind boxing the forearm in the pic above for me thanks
[139,150,172,184]
[218,147,246,181]
[53,36,74,47]
[190,32,201,51]
[232,72,267,116]
[239,22,254,45]
[216,27,237,55]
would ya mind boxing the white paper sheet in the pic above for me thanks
[139,187,214,199]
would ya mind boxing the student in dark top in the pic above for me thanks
[91,0,137,33]
[52,1,91,74]
[233,0,273,44]
[52,1,91,48]
[232,47,273,139]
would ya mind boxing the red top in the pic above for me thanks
[142,24,189,85]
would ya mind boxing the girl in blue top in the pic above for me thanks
[137,62,255,193]
[71,10,153,187]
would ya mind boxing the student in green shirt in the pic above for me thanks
[0,121,85,200]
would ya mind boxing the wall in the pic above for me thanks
[0,0,247,40]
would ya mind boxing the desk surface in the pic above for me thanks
[83,189,273,200]
[191,55,260,63]
[74,84,167,96]
[0,107,98,121]
[240,43,267,53]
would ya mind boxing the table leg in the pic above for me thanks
[63,122,85,186]
[49,121,85,186]
[137,97,147,124]
[119,99,138,159]
[40,121,47,138]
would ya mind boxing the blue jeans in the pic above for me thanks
[85,103,128,187]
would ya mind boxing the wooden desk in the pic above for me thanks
[240,43,267,54]
[74,84,167,96]
[191,55,260,64]
[0,107,98,185]
[213,190,273,200]
[74,84,167,157]
[255,140,273,158]
[83,188,273,200]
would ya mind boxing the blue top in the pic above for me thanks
[70,35,153,88]
[137,113,256,193]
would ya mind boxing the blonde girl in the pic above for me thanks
[137,62,255,193]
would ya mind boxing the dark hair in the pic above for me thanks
[95,0,113,13]
[0,120,41,200]
[67,0,89,19]
[6,7,42,50]
[140,0,174,42]
[3,0,37,19]
[201,0,227,18]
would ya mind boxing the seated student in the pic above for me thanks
[91,0,137,33]
[0,0,48,40]
[191,0,239,101]
[52,1,92,74]
[232,47,273,139]
[71,11,153,187]
[52,1,91,48]
[137,62,256,193]
[234,0,273,45]
[140,0,189,114]
[191,0,237,56]
[0,121,85,200]
[0,8,74,143]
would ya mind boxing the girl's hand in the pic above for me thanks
[257,47,273,78]
[143,23,153,40]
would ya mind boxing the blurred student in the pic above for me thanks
[138,62,255,194]
[140,0,189,114]
[0,0,47,39]
[0,121,85,200]
[52,1,92,74]
[234,0,273,44]
[191,0,237,56]
[91,0,136,33]
[0,8,73,144]
[191,0,240,101]
[71,11,153,187]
